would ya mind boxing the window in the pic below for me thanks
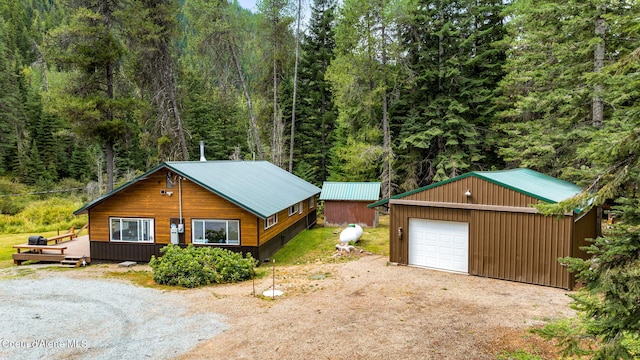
[288,203,298,216]
[265,214,278,229]
[299,201,303,214]
[309,197,315,209]
[192,219,240,245]
[110,218,154,243]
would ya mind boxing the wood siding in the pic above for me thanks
[87,169,318,262]
[88,172,259,246]
[324,201,378,227]
[389,177,596,289]
[258,198,316,245]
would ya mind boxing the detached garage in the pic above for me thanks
[370,168,599,289]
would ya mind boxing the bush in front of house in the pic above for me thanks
[149,244,256,288]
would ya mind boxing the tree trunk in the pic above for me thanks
[230,43,263,160]
[593,12,605,128]
[105,141,114,193]
[105,59,115,192]
[381,18,392,200]
[168,68,189,160]
[288,0,302,173]
[272,37,279,165]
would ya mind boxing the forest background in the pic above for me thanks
[2,1,640,356]
[0,0,639,215]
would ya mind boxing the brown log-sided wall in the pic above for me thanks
[388,177,597,289]
[324,201,378,227]
[87,170,318,262]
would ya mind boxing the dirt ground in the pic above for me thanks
[163,254,574,360]
[21,253,573,360]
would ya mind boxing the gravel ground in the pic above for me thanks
[0,276,226,360]
[0,255,575,359]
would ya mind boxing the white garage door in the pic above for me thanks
[408,219,469,273]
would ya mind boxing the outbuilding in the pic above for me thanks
[320,182,381,227]
[369,168,598,289]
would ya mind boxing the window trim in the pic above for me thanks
[109,217,155,243]
[309,197,315,209]
[191,219,240,245]
[288,203,299,216]
[265,214,278,229]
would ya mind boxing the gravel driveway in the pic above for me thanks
[0,275,226,360]
[0,255,575,359]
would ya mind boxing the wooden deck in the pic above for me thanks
[13,235,91,266]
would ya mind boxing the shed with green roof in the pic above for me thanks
[75,161,320,263]
[320,182,381,227]
[370,168,598,289]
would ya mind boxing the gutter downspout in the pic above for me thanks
[179,177,183,228]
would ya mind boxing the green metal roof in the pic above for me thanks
[473,168,582,203]
[319,182,381,201]
[369,168,583,208]
[75,161,321,219]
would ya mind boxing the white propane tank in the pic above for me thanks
[339,224,363,244]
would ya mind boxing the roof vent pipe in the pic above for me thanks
[199,141,206,162]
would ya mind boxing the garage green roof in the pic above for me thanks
[369,168,583,208]
[319,182,381,201]
[75,161,321,219]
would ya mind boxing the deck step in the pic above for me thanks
[59,255,87,268]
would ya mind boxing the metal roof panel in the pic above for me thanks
[473,168,581,203]
[320,182,381,201]
[75,161,321,219]
[166,161,321,218]
[368,168,583,208]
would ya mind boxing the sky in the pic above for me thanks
[234,0,311,27]
[237,0,258,12]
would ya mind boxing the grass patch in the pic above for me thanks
[104,270,178,290]
[0,230,69,269]
[496,350,543,360]
[272,215,389,265]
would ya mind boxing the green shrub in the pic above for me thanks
[149,244,256,288]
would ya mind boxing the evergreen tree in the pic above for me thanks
[391,0,506,190]
[326,0,398,189]
[295,0,337,185]
[257,0,294,168]
[45,0,136,192]
[121,0,189,163]
[183,0,265,160]
[496,0,636,182]
[0,16,19,175]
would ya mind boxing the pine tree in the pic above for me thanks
[495,0,636,182]
[326,0,397,188]
[121,0,189,162]
[295,0,338,184]
[391,0,506,189]
[45,0,135,192]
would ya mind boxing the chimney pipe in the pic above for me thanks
[199,141,206,161]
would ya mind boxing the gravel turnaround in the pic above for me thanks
[0,276,226,360]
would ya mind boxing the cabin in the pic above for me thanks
[74,161,321,263]
[369,168,599,289]
[320,182,381,227]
